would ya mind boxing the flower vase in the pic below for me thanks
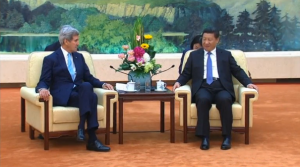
[128,71,151,90]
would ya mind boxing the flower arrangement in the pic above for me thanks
[117,17,161,77]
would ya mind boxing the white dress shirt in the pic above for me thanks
[203,48,219,79]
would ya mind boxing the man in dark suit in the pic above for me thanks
[173,28,258,150]
[36,25,114,152]
[44,41,61,51]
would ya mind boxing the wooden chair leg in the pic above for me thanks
[245,128,249,144]
[44,132,49,150]
[105,133,109,145]
[113,102,117,134]
[21,98,25,132]
[245,94,254,145]
[29,125,34,139]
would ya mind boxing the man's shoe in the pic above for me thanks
[77,129,85,142]
[86,140,111,152]
[221,137,231,150]
[200,137,210,150]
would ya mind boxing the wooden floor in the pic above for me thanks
[1,84,300,167]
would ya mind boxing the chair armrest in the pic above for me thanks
[20,87,50,106]
[174,85,191,100]
[238,86,259,104]
[93,88,118,106]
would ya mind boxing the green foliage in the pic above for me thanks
[149,30,178,53]
[172,16,190,32]
[142,15,166,32]
[39,21,52,33]
[116,17,162,75]
[0,13,5,27]
[130,16,144,49]
[80,14,132,53]
[47,8,66,31]
[6,9,24,29]
[18,22,33,33]
[60,7,99,32]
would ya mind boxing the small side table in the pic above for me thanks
[113,88,175,144]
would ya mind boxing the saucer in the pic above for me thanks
[154,89,167,92]
[125,90,137,92]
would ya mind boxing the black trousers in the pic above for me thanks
[67,82,99,130]
[194,79,233,137]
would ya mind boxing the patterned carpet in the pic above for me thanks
[1,84,300,167]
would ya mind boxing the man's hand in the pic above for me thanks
[103,83,114,90]
[39,89,50,101]
[173,82,181,92]
[247,84,259,92]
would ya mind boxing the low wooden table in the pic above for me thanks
[114,88,175,144]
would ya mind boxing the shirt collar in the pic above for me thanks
[61,46,69,57]
[204,48,217,56]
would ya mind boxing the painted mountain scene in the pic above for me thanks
[0,0,299,53]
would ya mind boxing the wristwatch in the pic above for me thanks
[102,83,107,88]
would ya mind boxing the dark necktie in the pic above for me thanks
[206,52,213,84]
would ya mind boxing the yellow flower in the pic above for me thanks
[141,43,149,49]
[144,34,153,40]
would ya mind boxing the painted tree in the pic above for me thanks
[6,9,24,29]
[80,14,132,53]
[280,14,294,50]
[215,9,235,49]
[0,12,5,27]
[290,16,300,49]
[234,9,255,51]
[268,5,282,51]
[18,22,33,33]
[60,8,99,32]
[252,0,271,50]
[0,0,9,19]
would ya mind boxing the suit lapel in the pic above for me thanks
[57,48,73,80]
[216,48,223,77]
[198,49,205,78]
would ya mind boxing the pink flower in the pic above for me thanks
[136,35,141,41]
[133,46,145,60]
[136,57,144,63]
[127,50,134,56]
[122,45,129,50]
[118,53,125,59]
[127,55,135,62]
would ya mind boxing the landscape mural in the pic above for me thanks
[0,0,299,54]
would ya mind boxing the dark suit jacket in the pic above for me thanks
[44,41,61,51]
[176,48,251,101]
[36,48,104,106]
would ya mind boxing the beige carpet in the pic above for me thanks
[1,84,300,167]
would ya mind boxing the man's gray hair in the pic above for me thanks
[58,25,79,45]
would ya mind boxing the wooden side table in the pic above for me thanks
[114,89,175,144]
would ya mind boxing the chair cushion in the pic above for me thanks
[53,105,104,123]
[190,102,242,120]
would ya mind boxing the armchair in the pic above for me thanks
[175,50,258,144]
[20,51,118,150]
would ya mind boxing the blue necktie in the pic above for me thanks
[206,52,213,84]
[67,53,76,81]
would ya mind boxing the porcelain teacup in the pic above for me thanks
[126,81,135,91]
[156,80,167,90]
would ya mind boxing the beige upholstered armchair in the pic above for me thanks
[175,50,258,144]
[20,51,118,150]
